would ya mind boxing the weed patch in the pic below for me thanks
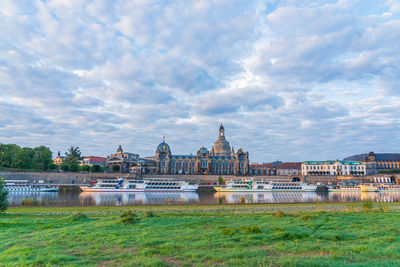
[119,211,139,224]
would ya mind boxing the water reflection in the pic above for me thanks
[79,192,199,206]
[7,191,400,207]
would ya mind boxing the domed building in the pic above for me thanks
[154,125,249,175]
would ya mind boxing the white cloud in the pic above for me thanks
[0,0,399,162]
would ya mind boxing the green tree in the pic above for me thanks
[91,164,102,172]
[60,164,70,172]
[32,146,52,170]
[64,146,82,165]
[218,176,224,185]
[11,150,32,170]
[0,144,21,167]
[0,177,8,212]
[48,163,57,171]
[80,165,90,172]
[70,163,79,172]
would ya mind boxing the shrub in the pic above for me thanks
[362,199,374,212]
[273,211,285,218]
[144,211,156,217]
[20,198,38,206]
[218,176,224,185]
[67,213,89,221]
[0,177,8,212]
[120,211,139,224]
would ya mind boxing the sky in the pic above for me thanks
[1,0,400,163]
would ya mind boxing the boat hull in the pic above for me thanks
[80,186,197,193]
[214,187,317,192]
[7,188,59,192]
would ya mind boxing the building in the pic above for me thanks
[249,161,282,175]
[106,145,140,172]
[301,160,366,176]
[53,151,66,165]
[344,151,400,175]
[276,162,302,176]
[130,158,157,175]
[80,156,107,167]
[154,125,249,175]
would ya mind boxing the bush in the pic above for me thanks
[0,177,8,212]
[70,163,79,172]
[362,199,374,212]
[218,176,224,185]
[20,198,39,206]
[60,164,70,172]
[48,163,57,171]
[273,211,285,218]
[67,213,89,221]
[120,211,139,224]
[144,211,156,217]
[91,164,102,172]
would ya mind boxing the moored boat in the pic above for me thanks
[5,180,59,192]
[360,184,379,192]
[80,178,199,192]
[214,179,317,192]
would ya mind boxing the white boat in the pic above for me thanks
[328,185,361,192]
[213,179,317,192]
[80,178,199,192]
[5,180,59,192]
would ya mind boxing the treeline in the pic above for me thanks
[0,144,52,171]
[59,146,104,173]
[0,144,105,173]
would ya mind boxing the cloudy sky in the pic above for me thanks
[1,0,400,162]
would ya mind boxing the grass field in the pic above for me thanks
[1,203,400,266]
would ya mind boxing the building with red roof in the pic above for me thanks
[81,156,107,167]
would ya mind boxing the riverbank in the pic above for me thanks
[1,203,400,266]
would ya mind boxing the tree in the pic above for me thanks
[112,165,120,172]
[64,146,82,165]
[218,176,224,185]
[0,144,21,167]
[0,177,8,212]
[11,150,32,170]
[60,164,70,172]
[48,163,57,171]
[32,146,52,170]
[80,165,90,172]
[91,165,102,172]
[70,163,79,172]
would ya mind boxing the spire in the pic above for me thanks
[219,124,225,138]
[163,136,165,142]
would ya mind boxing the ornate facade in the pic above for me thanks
[155,125,249,175]
[344,151,400,174]
[106,145,139,172]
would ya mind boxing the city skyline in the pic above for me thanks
[1,1,400,162]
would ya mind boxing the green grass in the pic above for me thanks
[1,203,400,266]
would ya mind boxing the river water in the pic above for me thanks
[7,191,400,207]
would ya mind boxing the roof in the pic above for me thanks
[303,160,364,165]
[276,162,302,169]
[344,153,400,161]
[84,156,107,162]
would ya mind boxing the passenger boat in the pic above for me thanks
[80,178,199,192]
[4,180,59,192]
[359,184,379,192]
[328,185,361,192]
[213,179,317,192]
[376,184,400,192]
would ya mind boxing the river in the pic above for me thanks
[7,191,400,206]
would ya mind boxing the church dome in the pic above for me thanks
[197,146,209,156]
[212,124,231,156]
[156,142,171,154]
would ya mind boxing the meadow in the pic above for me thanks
[1,203,400,266]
